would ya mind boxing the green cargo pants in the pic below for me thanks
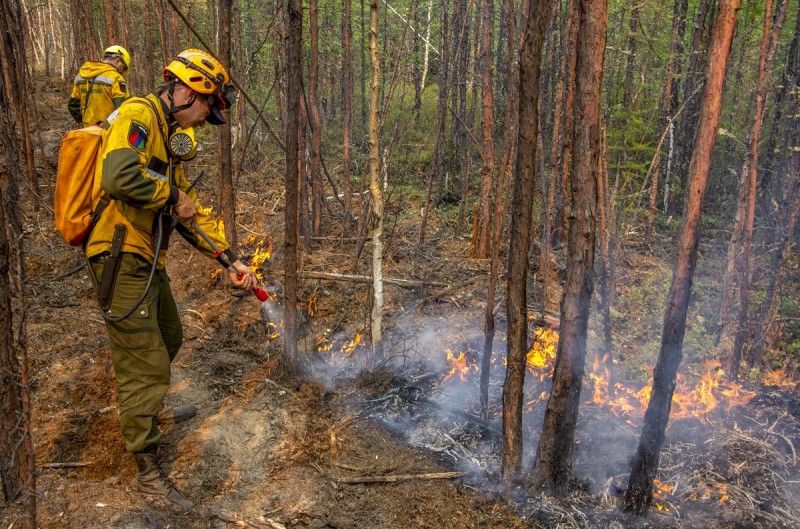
[91,252,183,453]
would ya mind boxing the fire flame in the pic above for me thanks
[443,349,480,382]
[761,368,797,390]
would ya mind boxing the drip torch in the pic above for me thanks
[193,224,269,302]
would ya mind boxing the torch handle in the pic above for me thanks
[194,225,268,301]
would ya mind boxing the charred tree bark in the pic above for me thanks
[368,0,384,361]
[284,0,303,373]
[531,0,606,494]
[0,0,35,523]
[218,0,238,250]
[623,0,740,514]
[501,0,547,484]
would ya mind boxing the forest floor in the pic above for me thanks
[2,77,800,528]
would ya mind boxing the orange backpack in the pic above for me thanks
[54,125,105,246]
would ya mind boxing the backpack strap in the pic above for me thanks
[83,76,97,115]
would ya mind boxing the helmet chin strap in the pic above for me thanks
[166,80,197,125]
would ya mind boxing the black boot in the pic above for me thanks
[156,403,198,426]
[132,446,194,510]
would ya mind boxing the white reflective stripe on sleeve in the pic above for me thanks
[145,168,168,181]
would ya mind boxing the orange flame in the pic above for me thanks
[341,332,364,355]
[761,368,797,390]
[444,349,480,382]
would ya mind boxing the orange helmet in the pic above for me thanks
[163,49,237,125]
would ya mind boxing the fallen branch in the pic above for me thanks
[338,471,467,484]
[303,271,446,289]
[52,262,86,281]
[40,462,92,468]
[212,511,287,529]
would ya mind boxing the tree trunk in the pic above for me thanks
[481,0,518,418]
[472,0,495,259]
[669,0,713,215]
[309,0,323,237]
[73,0,100,60]
[144,0,156,88]
[501,0,547,484]
[718,0,788,381]
[543,0,578,315]
[531,0,606,493]
[218,0,238,250]
[284,0,303,373]
[0,0,36,522]
[342,0,354,227]
[596,126,614,391]
[759,5,800,219]
[418,3,450,246]
[368,0,384,361]
[623,0,740,514]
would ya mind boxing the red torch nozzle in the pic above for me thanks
[254,287,269,302]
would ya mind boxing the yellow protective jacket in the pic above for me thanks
[85,93,232,269]
[68,62,130,127]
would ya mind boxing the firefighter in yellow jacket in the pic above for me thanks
[85,49,256,510]
[68,45,131,126]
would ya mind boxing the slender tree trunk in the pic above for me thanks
[543,0,578,315]
[418,2,450,246]
[759,5,800,219]
[473,0,495,259]
[309,0,323,237]
[501,0,547,484]
[719,0,787,381]
[623,0,740,514]
[669,0,713,215]
[368,0,384,361]
[284,0,303,373]
[343,0,354,227]
[218,0,238,250]
[749,9,800,370]
[596,126,614,392]
[0,0,35,523]
[144,0,156,88]
[749,176,800,369]
[481,0,518,419]
[531,0,606,493]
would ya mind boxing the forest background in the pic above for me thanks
[2,0,800,527]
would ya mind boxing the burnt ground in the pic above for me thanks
[2,77,800,528]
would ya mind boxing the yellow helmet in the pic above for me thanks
[163,49,237,125]
[103,45,131,75]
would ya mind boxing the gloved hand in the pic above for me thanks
[174,190,197,229]
[230,260,258,291]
